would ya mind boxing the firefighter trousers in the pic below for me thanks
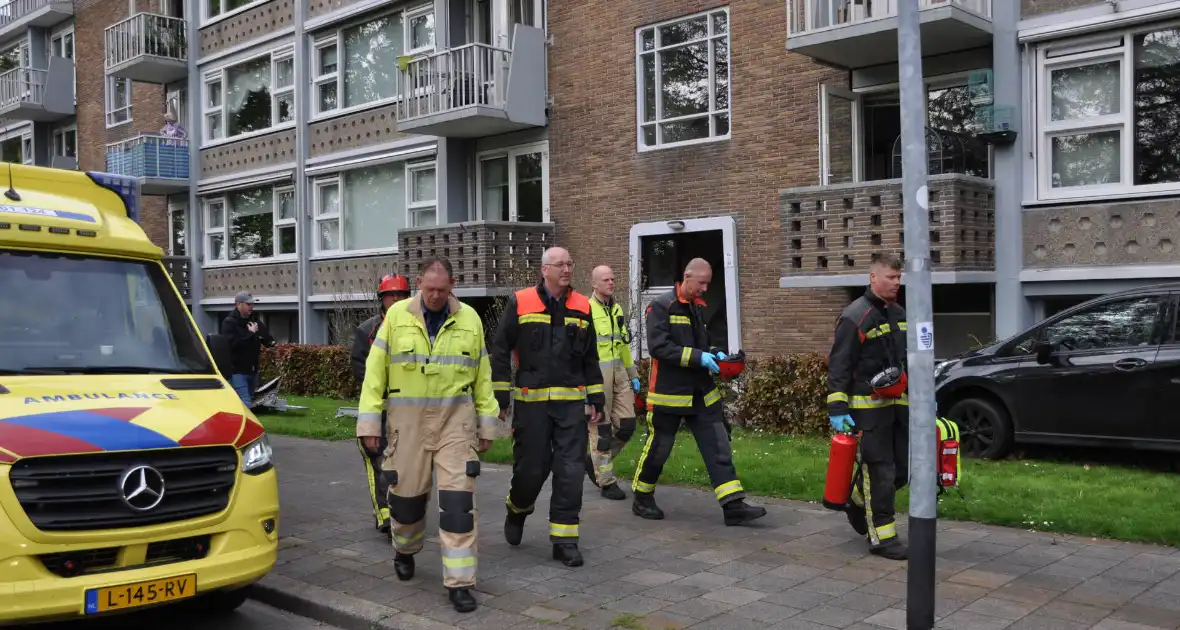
[585,365,637,488]
[506,399,588,544]
[357,437,390,530]
[382,415,481,590]
[632,395,747,506]
[850,402,910,547]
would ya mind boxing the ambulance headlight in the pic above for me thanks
[241,434,274,475]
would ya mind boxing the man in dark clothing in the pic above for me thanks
[827,252,909,561]
[221,291,275,407]
[351,273,411,534]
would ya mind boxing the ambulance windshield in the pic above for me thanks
[0,249,215,375]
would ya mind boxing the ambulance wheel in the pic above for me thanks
[947,396,1012,460]
[203,586,250,615]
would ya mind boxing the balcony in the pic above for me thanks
[105,13,188,85]
[786,0,993,69]
[105,135,190,195]
[0,0,73,40]
[163,256,191,300]
[398,220,553,294]
[396,25,547,138]
[779,173,995,284]
[0,59,74,122]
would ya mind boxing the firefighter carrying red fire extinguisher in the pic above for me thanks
[825,252,909,561]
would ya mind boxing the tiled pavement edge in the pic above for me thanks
[260,435,1180,630]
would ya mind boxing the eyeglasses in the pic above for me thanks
[544,261,575,269]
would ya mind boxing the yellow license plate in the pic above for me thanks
[84,574,197,614]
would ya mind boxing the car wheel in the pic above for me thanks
[947,396,1013,460]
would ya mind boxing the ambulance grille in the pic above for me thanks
[9,447,238,532]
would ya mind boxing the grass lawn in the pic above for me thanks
[258,396,1180,548]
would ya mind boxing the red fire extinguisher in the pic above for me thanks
[823,433,858,511]
[939,438,960,488]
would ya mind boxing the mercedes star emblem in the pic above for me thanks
[119,465,166,511]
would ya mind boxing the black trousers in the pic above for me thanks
[357,411,390,530]
[506,400,588,543]
[632,396,746,507]
[851,402,909,546]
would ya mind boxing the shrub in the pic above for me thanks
[260,344,358,400]
[733,354,829,436]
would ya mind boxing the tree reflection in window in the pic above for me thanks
[228,186,274,260]
[343,14,401,108]
[226,56,272,137]
[1134,28,1180,185]
[927,85,989,178]
[1044,297,1162,351]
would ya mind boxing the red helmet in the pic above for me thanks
[378,274,410,297]
[717,349,747,381]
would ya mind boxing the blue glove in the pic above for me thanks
[829,414,855,432]
[700,353,720,374]
[631,377,641,393]
[715,352,727,361]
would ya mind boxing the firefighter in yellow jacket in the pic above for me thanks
[357,256,501,614]
[585,264,640,500]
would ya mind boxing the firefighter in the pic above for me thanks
[631,258,766,526]
[584,265,640,501]
[490,246,605,567]
[827,251,909,561]
[357,257,501,613]
[350,273,411,534]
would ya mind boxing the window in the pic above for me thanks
[52,125,76,159]
[202,185,296,263]
[168,203,187,257]
[1,132,32,165]
[313,160,436,254]
[203,47,294,142]
[477,143,548,222]
[1044,296,1164,351]
[50,28,74,59]
[205,0,261,22]
[106,76,132,126]
[636,8,731,150]
[1036,25,1180,199]
[312,6,434,117]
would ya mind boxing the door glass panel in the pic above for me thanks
[823,88,855,184]
[515,152,543,222]
[1044,297,1163,351]
[481,157,508,221]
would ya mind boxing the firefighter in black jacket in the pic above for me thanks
[631,258,766,526]
[490,246,605,567]
[827,252,909,560]
[350,273,411,533]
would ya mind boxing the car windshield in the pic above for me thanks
[0,249,214,375]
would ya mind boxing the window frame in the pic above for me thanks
[52,123,77,160]
[406,160,438,228]
[201,184,299,266]
[635,7,733,152]
[105,76,133,128]
[310,4,434,121]
[201,45,297,145]
[312,177,342,255]
[1034,22,1180,201]
[167,200,187,257]
[474,141,550,222]
[0,128,34,165]
[311,160,440,257]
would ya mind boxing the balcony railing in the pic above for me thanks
[788,0,990,35]
[0,0,68,30]
[0,67,45,109]
[105,13,187,74]
[398,43,511,121]
[398,220,553,293]
[105,134,190,193]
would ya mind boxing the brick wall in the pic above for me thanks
[548,0,851,356]
[75,0,169,249]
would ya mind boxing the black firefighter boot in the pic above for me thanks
[448,587,477,613]
[601,483,626,500]
[844,500,869,536]
[393,553,415,581]
[553,543,584,567]
[870,537,908,561]
[632,491,664,520]
[504,511,527,546]
[722,499,768,526]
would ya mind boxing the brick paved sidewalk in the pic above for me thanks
[266,435,1180,630]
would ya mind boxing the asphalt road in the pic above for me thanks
[16,600,339,629]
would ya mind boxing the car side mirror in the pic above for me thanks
[1034,340,1053,365]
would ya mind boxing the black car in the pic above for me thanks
[934,283,1180,459]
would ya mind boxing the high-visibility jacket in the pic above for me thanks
[644,284,725,413]
[490,282,606,409]
[357,295,501,442]
[589,295,638,380]
[826,290,909,416]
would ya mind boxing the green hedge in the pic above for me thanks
[262,344,831,436]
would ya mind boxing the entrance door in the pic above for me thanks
[820,85,860,185]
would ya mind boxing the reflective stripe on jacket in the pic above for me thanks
[489,282,606,409]
[826,290,909,416]
[357,295,501,442]
[644,285,724,413]
[590,295,638,379]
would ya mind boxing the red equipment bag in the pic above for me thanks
[936,417,963,497]
[822,432,859,510]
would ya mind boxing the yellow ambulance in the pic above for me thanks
[0,164,279,624]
